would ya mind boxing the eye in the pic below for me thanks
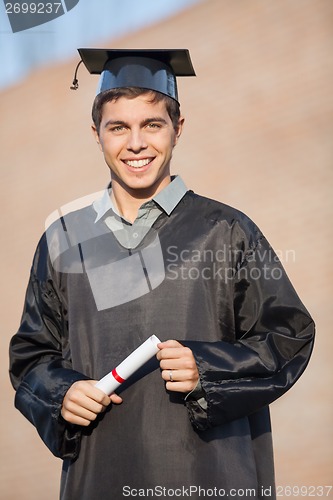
[111,125,125,132]
[147,122,161,129]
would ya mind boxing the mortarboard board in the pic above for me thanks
[74,48,196,102]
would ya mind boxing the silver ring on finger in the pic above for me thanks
[169,370,174,382]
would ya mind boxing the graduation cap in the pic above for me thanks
[71,48,196,102]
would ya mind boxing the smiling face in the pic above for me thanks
[92,93,184,203]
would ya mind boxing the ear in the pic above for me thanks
[91,124,103,151]
[174,116,185,146]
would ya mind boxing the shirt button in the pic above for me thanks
[133,232,138,238]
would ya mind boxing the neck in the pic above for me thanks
[111,176,171,223]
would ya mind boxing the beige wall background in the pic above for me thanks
[1,0,332,498]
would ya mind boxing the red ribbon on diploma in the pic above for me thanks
[112,368,126,384]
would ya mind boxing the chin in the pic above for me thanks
[127,174,164,190]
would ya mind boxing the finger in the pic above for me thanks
[61,404,100,426]
[164,380,198,393]
[64,392,107,416]
[63,401,102,421]
[85,381,113,406]
[161,369,197,383]
[61,412,93,427]
[157,340,183,349]
[110,393,123,404]
[157,346,191,361]
[67,387,109,412]
[159,357,197,371]
[156,340,184,359]
[69,380,111,407]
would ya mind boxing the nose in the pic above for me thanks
[127,128,148,153]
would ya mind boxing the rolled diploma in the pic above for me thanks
[95,335,161,395]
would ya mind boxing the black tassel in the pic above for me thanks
[70,60,83,90]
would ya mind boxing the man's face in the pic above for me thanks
[92,94,184,197]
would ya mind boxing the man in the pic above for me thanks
[9,49,314,499]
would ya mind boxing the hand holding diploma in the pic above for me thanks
[157,340,199,393]
[61,335,160,426]
[61,380,122,427]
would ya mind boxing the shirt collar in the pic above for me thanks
[93,186,114,222]
[93,175,188,222]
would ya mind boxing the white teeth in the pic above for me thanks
[125,159,151,168]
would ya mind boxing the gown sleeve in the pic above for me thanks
[183,232,315,431]
[9,236,89,459]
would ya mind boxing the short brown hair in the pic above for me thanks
[92,87,181,134]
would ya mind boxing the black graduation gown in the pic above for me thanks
[9,191,315,500]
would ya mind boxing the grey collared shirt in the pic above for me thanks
[93,175,188,249]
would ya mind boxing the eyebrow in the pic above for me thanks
[103,120,127,129]
[103,117,168,129]
[141,117,168,127]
